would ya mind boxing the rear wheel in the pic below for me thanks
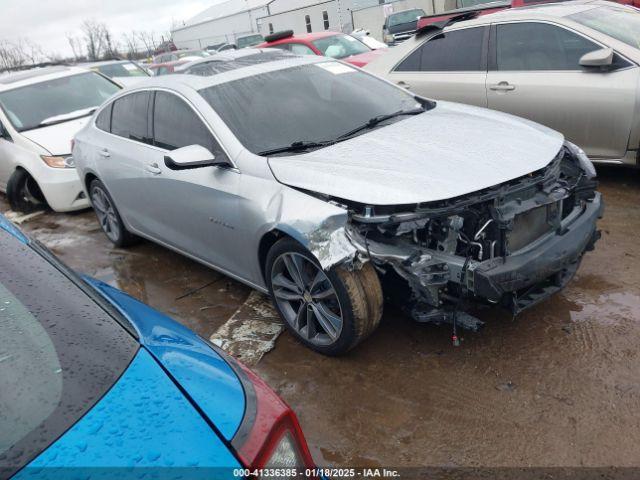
[6,169,47,213]
[266,238,383,355]
[89,178,138,248]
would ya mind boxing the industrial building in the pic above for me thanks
[172,0,455,49]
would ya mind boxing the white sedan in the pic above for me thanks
[0,66,120,212]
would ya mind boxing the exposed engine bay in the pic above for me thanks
[329,143,603,334]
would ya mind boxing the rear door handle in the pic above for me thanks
[397,81,411,90]
[145,162,162,175]
[489,82,516,92]
[99,149,110,158]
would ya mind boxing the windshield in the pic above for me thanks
[569,6,640,49]
[178,50,210,59]
[0,231,137,476]
[388,9,426,27]
[199,61,423,155]
[0,72,120,132]
[96,62,149,78]
[312,34,371,59]
[238,34,264,48]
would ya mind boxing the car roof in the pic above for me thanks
[0,66,91,92]
[129,48,325,91]
[178,47,290,70]
[264,30,343,44]
[455,0,624,25]
[79,60,132,67]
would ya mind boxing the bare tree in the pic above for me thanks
[81,19,105,61]
[66,33,84,61]
[136,31,157,57]
[0,38,49,71]
[122,31,138,60]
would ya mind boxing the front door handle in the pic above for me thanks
[489,82,516,92]
[145,163,162,175]
[397,80,411,90]
[99,149,110,158]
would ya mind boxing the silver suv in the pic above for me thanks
[73,50,602,355]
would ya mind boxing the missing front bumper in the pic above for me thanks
[471,193,603,308]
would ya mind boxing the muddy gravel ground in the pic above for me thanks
[2,166,639,473]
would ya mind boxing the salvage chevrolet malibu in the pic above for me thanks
[72,50,602,355]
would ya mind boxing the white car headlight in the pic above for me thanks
[41,155,75,169]
[565,141,596,178]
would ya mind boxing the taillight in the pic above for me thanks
[231,361,315,473]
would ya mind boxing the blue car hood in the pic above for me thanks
[84,278,246,441]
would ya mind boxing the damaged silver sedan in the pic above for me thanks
[73,49,602,355]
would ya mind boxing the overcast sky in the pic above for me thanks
[0,0,220,57]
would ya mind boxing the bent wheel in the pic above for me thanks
[266,238,383,355]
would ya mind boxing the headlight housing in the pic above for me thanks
[41,155,75,169]
[565,141,596,178]
[383,33,395,44]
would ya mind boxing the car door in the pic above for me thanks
[486,21,639,160]
[141,90,242,274]
[94,91,154,233]
[386,25,489,107]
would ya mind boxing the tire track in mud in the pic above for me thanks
[209,291,284,366]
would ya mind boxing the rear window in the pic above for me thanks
[96,62,149,78]
[311,34,370,59]
[0,72,120,132]
[0,232,138,476]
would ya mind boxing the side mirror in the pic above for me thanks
[579,48,614,70]
[164,145,229,170]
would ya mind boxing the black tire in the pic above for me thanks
[6,169,47,213]
[89,178,138,248]
[266,237,383,356]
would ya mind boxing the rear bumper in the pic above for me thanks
[471,193,603,307]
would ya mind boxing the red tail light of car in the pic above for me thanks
[231,361,316,472]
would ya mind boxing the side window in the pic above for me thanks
[290,43,316,55]
[110,92,150,143]
[496,22,599,71]
[395,27,486,72]
[153,91,225,160]
[270,44,292,52]
[95,103,112,133]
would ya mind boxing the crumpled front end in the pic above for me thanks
[320,143,602,331]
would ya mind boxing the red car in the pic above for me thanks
[417,0,640,29]
[256,30,386,67]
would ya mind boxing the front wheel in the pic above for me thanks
[266,238,383,355]
[6,169,47,213]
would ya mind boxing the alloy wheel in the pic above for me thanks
[271,252,344,346]
[91,186,120,243]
